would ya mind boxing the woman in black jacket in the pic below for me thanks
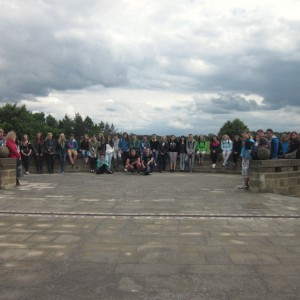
[232,135,242,168]
[158,136,169,172]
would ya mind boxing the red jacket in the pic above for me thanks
[6,139,21,159]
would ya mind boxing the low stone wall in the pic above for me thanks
[250,159,300,196]
[0,158,16,189]
[3,156,300,196]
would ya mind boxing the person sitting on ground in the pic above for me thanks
[196,134,208,165]
[141,147,154,175]
[67,134,79,168]
[265,128,279,159]
[125,148,141,174]
[284,131,300,159]
[96,153,113,174]
[221,134,233,166]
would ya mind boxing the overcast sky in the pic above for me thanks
[1,0,300,135]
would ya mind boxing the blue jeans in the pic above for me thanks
[59,152,67,172]
[158,153,167,171]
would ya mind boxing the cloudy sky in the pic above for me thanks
[1,0,300,135]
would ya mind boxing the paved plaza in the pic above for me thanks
[0,172,299,299]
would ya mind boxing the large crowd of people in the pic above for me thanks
[0,128,299,188]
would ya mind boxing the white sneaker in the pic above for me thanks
[124,168,128,172]
[212,164,216,168]
[25,171,29,175]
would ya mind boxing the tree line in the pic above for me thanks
[0,103,117,140]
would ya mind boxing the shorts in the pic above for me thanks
[68,149,77,156]
[242,159,250,177]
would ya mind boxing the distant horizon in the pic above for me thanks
[1,103,296,139]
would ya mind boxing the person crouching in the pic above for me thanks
[96,153,113,174]
[141,147,154,175]
[125,148,141,174]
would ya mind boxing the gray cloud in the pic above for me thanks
[195,93,266,114]
[1,0,300,134]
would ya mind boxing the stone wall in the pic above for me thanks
[250,159,300,196]
[0,158,16,189]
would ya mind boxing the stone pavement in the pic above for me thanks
[0,172,299,299]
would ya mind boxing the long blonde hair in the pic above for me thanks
[6,131,16,141]
[58,133,66,144]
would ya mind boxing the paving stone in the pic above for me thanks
[53,235,81,243]
[116,263,177,275]
[0,172,299,299]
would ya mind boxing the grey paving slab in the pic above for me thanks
[0,172,299,299]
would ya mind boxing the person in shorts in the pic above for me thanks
[67,134,79,168]
[240,130,255,190]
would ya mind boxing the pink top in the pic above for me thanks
[6,139,21,159]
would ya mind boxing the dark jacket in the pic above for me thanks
[44,139,57,155]
[158,141,169,154]
[168,140,178,152]
[57,141,68,154]
[149,140,159,151]
[232,139,242,154]
[287,138,300,153]
[33,141,45,155]
[20,142,33,156]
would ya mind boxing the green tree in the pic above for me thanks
[83,116,94,134]
[73,113,85,138]
[0,103,120,141]
[218,118,249,138]
[46,114,58,128]
[33,112,46,123]
[104,122,110,135]
[99,121,105,132]
[58,114,74,138]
